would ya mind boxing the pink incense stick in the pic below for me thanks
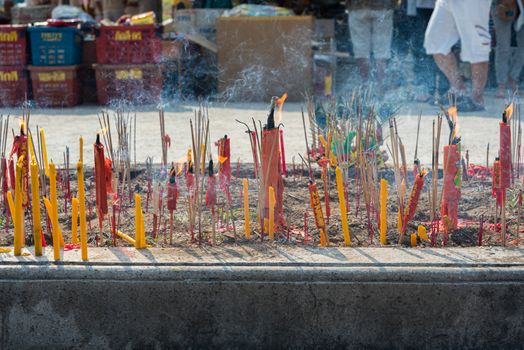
[279,129,287,177]
[478,215,484,246]
[250,131,259,178]
[304,210,308,244]
[236,159,241,179]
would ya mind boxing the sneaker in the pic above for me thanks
[456,96,485,112]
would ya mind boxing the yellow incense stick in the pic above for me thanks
[40,128,49,177]
[380,179,388,245]
[335,167,350,246]
[79,136,83,163]
[28,132,36,161]
[77,162,88,261]
[30,157,42,256]
[43,197,60,261]
[49,162,64,246]
[243,178,250,239]
[116,230,136,245]
[71,198,79,245]
[13,159,23,256]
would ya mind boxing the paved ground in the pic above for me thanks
[0,95,513,167]
[1,245,523,265]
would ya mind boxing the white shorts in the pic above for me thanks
[424,0,491,63]
[348,9,393,60]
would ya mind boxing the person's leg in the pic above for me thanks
[370,9,393,92]
[348,9,372,82]
[471,62,489,103]
[452,0,491,104]
[492,8,512,94]
[433,53,466,91]
[509,26,524,88]
[355,58,370,80]
[424,0,462,92]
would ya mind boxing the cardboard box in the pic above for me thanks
[11,4,54,24]
[217,16,312,102]
[173,9,224,42]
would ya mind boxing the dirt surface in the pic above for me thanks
[0,161,520,249]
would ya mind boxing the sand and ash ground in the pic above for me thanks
[0,162,519,249]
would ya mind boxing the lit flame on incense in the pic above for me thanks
[504,102,513,123]
[274,93,288,125]
[448,106,460,143]
[19,119,25,134]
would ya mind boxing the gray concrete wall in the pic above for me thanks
[0,261,523,349]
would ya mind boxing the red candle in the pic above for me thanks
[94,134,108,217]
[167,172,178,212]
[261,128,284,227]
[403,170,427,233]
[217,136,231,190]
[499,121,511,189]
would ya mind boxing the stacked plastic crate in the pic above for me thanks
[0,25,29,106]
[94,25,162,105]
[28,23,83,107]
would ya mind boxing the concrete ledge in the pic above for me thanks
[1,247,523,349]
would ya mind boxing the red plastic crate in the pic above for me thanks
[94,64,162,105]
[96,25,162,64]
[0,25,28,66]
[0,66,28,106]
[28,65,80,107]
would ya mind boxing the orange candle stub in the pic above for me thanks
[410,233,417,247]
[441,144,461,230]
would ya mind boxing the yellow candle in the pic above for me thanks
[140,208,145,247]
[49,162,64,247]
[30,157,42,256]
[135,194,146,249]
[243,178,250,240]
[135,194,141,248]
[40,128,49,177]
[335,167,350,246]
[79,136,83,163]
[43,198,60,261]
[13,158,23,256]
[418,225,429,241]
[410,233,417,247]
[71,198,79,245]
[268,186,275,240]
[77,162,88,261]
[380,178,388,245]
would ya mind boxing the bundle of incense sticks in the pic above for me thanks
[389,118,406,243]
[430,115,443,246]
[159,108,169,168]
[189,106,210,243]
